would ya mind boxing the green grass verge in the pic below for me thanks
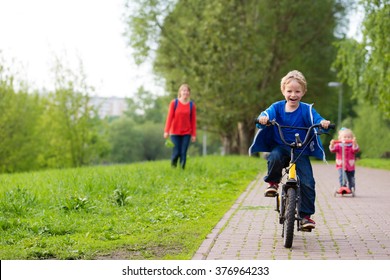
[0,155,264,260]
[356,158,390,170]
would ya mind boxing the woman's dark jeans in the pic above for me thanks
[170,135,191,169]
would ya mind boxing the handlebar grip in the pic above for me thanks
[329,123,336,129]
[253,118,274,126]
[295,133,302,147]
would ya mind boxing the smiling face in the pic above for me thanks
[282,79,305,111]
[178,84,191,101]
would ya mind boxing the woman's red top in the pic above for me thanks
[164,99,196,137]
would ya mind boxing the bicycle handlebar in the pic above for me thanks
[257,119,335,148]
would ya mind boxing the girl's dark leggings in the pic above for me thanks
[338,169,356,189]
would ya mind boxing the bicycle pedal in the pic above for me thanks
[301,228,312,232]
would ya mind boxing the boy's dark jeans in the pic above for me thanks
[264,145,316,217]
[170,135,191,169]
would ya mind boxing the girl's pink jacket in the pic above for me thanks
[329,142,360,171]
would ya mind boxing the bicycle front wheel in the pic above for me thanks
[283,187,296,248]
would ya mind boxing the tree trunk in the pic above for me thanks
[221,130,240,155]
[237,122,248,155]
[221,135,230,155]
[237,121,256,155]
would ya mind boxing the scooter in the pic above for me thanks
[333,140,355,197]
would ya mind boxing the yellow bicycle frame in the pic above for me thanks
[277,163,297,211]
[288,163,296,180]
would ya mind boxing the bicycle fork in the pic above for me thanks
[276,163,311,232]
[276,163,297,222]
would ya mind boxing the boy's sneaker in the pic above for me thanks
[264,183,279,197]
[301,216,316,229]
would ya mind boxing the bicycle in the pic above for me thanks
[263,119,335,248]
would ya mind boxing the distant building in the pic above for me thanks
[89,96,128,118]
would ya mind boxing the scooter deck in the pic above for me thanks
[337,186,352,194]
[334,186,355,197]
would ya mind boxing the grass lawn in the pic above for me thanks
[0,155,263,260]
[1,155,387,260]
[356,158,390,170]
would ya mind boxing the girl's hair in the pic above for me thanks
[338,127,354,138]
[178,83,191,98]
[280,70,307,93]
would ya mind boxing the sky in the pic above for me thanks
[0,0,164,98]
[0,0,363,98]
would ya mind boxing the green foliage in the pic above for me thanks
[108,115,171,163]
[36,60,109,168]
[138,121,169,160]
[0,56,110,173]
[342,102,390,158]
[0,156,262,259]
[165,138,174,148]
[333,0,390,118]
[108,117,144,163]
[125,86,166,124]
[0,66,44,172]
[126,0,345,154]
[125,0,177,64]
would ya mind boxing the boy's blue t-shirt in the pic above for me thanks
[271,104,309,147]
[249,101,327,160]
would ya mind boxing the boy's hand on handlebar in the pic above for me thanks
[320,120,331,129]
[258,116,269,125]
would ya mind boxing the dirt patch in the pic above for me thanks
[95,244,184,260]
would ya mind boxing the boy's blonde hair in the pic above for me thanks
[280,70,307,93]
[177,83,191,98]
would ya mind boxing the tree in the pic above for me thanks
[108,116,171,163]
[125,86,166,124]
[36,59,109,168]
[333,0,389,119]
[0,58,44,173]
[137,121,171,160]
[343,101,390,158]
[126,0,345,154]
[108,117,144,163]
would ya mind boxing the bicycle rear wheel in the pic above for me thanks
[283,187,296,248]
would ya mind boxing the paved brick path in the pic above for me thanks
[193,163,390,260]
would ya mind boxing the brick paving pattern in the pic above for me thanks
[193,164,390,260]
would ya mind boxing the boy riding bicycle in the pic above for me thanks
[249,70,331,230]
